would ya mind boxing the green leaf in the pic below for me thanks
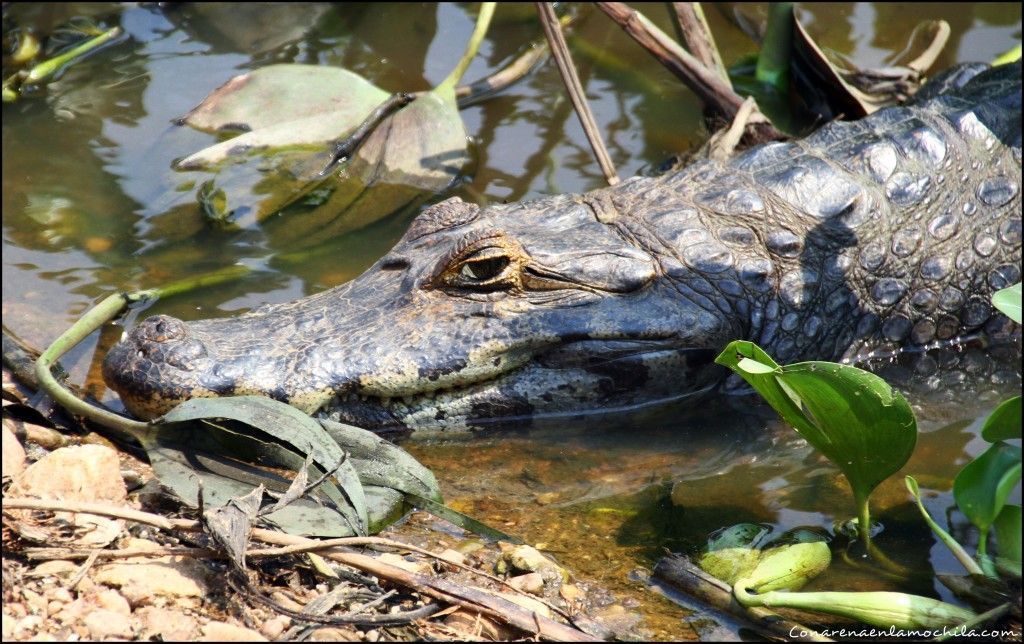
[172,65,468,247]
[138,422,392,537]
[953,442,1023,534]
[716,341,917,504]
[318,418,442,502]
[981,395,1022,442]
[158,395,368,536]
[991,283,1022,323]
[993,504,1022,577]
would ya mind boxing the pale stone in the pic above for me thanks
[498,591,552,618]
[84,608,133,639]
[201,620,267,641]
[309,626,361,641]
[8,444,128,547]
[436,548,466,571]
[136,606,200,640]
[2,423,26,479]
[94,538,209,605]
[508,572,545,595]
[95,589,131,616]
[260,615,290,639]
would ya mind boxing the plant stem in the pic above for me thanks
[35,293,150,435]
[536,1,619,186]
[905,476,985,576]
[438,3,497,93]
[671,3,731,86]
[25,26,123,83]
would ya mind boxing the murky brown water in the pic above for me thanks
[3,3,1021,640]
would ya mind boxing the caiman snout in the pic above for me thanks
[103,314,218,419]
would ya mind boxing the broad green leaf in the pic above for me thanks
[159,395,368,536]
[953,442,1022,534]
[993,504,1022,577]
[742,541,831,593]
[981,395,1022,442]
[138,422,398,537]
[318,418,441,502]
[716,341,918,504]
[991,283,1022,323]
[182,65,390,137]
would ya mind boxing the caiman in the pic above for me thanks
[104,62,1022,435]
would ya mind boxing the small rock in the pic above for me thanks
[137,606,199,640]
[94,538,209,605]
[2,424,26,479]
[201,620,267,641]
[50,587,74,604]
[309,626,361,641]
[8,444,128,547]
[508,572,545,595]
[559,583,583,605]
[22,588,48,614]
[365,629,380,642]
[436,548,466,571]
[3,611,16,640]
[496,545,568,584]
[84,608,133,640]
[95,589,131,616]
[26,560,78,580]
[377,552,432,575]
[13,614,43,638]
[260,615,290,639]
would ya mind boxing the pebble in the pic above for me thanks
[95,589,131,616]
[2,424,26,479]
[137,606,199,640]
[201,621,267,641]
[309,627,361,641]
[508,572,545,595]
[377,552,432,575]
[436,548,466,571]
[260,615,290,639]
[84,609,133,640]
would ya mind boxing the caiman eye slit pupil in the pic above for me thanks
[461,256,509,281]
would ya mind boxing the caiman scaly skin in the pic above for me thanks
[104,63,1022,434]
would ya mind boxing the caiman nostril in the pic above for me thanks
[164,339,208,370]
[140,315,187,344]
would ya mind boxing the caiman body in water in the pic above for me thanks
[104,63,1022,434]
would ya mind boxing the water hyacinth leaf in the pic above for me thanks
[137,422,384,537]
[991,283,1021,323]
[993,504,1021,578]
[741,541,831,593]
[182,64,390,137]
[953,441,1022,534]
[981,395,1022,442]
[717,341,918,503]
[699,548,761,586]
[158,395,368,535]
[706,523,771,551]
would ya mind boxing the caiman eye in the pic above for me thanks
[461,256,509,281]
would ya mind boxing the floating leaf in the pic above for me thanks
[981,395,1022,442]
[742,541,831,593]
[953,441,1022,536]
[991,283,1022,323]
[993,504,1022,578]
[173,64,468,247]
[716,341,918,508]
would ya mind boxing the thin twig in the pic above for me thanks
[671,3,730,86]
[67,550,100,591]
[535,2,619,186]
[5,497,586,638]
[597,2,783,141]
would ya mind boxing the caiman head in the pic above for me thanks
[103,189,740,434]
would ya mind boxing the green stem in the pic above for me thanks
[438,3,497,93]
[976,527,998,577]
[934,602,1011,642]
[856,492,872,553]
[905,476,985,576]
[35,293,150,435]
[34,265,254,435]
[25,26,123,83]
